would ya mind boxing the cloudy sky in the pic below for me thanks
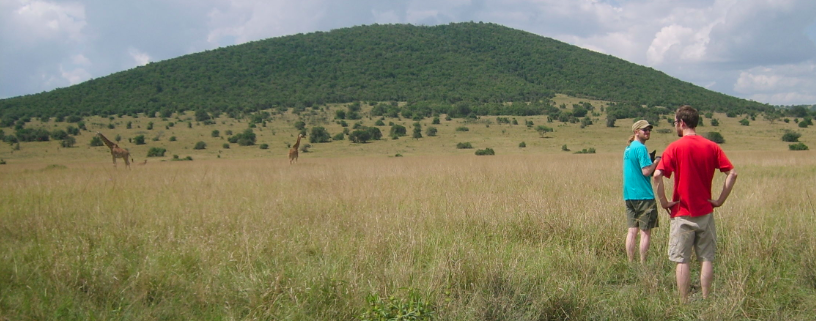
[2,0,815,105]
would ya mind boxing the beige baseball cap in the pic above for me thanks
[632,120,653,132]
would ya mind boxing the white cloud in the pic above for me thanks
[128,48,151,66]
[206,0,328,46]
[733,62,816,104]
[59,65,91,85]
[71,54,91,66]
[4,0,86,45]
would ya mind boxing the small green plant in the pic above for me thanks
[519,141,526,148]
[561,144,570,152]
[575,148,596,154]
[333,133,345,140]
[789,142,809,151]
[223,143,230,149]
[90,136,104,146]
[212,130,220,137]
[456,142,473,149]
[0,159,5,165]
[475,148,495,156]
[259,144,269,149]
[360,289,434,321]
[782,131,801,142]
[739,118,750,126]
[425,127,437,137]
[710,118,720,126]
[455,126,469,132]
[705,132,725,144]
[194,141,206,150]
[169,136,177,141]
[133,135,146,145]
[147,147,167,157]
[171,155,193,161]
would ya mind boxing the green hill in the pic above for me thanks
[0,22,771,124]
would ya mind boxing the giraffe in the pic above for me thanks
[288,134,304,164]
[97,132,134,168]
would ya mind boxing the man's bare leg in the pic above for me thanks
[639,229,651,264]
[626,227,638,262]
[676,262,690,302]
[701,261,713,299]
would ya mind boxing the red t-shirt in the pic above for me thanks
[656,135,734,218]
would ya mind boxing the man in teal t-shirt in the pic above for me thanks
[623,120,661,264]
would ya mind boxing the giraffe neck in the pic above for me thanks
[293,136,302,149]
[98,134,116,150]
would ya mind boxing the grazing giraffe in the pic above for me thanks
[97,132,134,168]
[288,134,304,164]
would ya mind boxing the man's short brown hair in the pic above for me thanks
[676,105,699,128]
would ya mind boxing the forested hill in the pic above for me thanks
[0,22,770,121]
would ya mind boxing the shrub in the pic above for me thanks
[375,119,385,126]
[425,127,437,137]
[211,130,220,137]
[789,143,809,150]
[359,289,434,321]
[575,148,596,154]
[309,127,331,143]
[146,122,153,130]
[259,144,269,149]
[169,136,176,141]
[222,143,230,149]
[782,131,801,142]
[294,121,306,130]
[228,128,256,146]
[332,133,345,140]
[799,121,809,128]
[705,132,725,144]
[147,147,166,157]
[456,142,473,149]
[90,136,104,146]
[349,130,372,143]
[535,125,553,137]
[562,144,570,151]
[656,128,672,134]
[60,136,76,148]
[133,135,146,145]
[455,126,469,132]
[739,118,750,126]
[390,124,407,137]
[519,142,526,148]
[50,129,68,140]
[194,141,206,150]
[475,148,495,156]
[710,118,720,126]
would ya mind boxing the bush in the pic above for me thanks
[789,143,809,150]
[456,142,473,149]
[259,144,269,149]
[390,124,407,137]
[309,127,331,143]
[294,121,306,130]
[705,132,725,144]
[211,130,220,137]
[222,143,230,149]
[194,141,206,150]
[710,118,720,126]
[575,148,596,154]
[425,127,437,137]
[60,136,76,148]
[332,133,345,141]
[349,130,372,143]
[228,128,256,146]
[475,148,495,156]
[519,142,526,148]
[739,118,750,126]
[169,136,176,141]
[147,147,166,157]
[455,126,469,132]
[799,121,809,128]
[90,136,104,146]
[782,131,801,142]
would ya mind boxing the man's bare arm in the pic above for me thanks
[709,169,738,207]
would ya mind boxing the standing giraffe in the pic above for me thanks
[97,132,134,168]
[288,134,304,164]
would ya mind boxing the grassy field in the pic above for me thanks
[1,101,815,320]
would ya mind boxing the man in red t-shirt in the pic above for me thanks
[654,105,738,302]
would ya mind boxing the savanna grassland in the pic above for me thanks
[1,101,815,320]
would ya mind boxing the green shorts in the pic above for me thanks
[669,214,716,263]
[625,199,659,230]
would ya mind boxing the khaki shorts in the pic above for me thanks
[625,199,659,230]
[669,214,716,263]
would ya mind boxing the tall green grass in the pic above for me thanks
[1,151,815,320]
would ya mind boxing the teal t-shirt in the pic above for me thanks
[623,140,654,200]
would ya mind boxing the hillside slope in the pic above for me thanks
[0,22,769,121]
